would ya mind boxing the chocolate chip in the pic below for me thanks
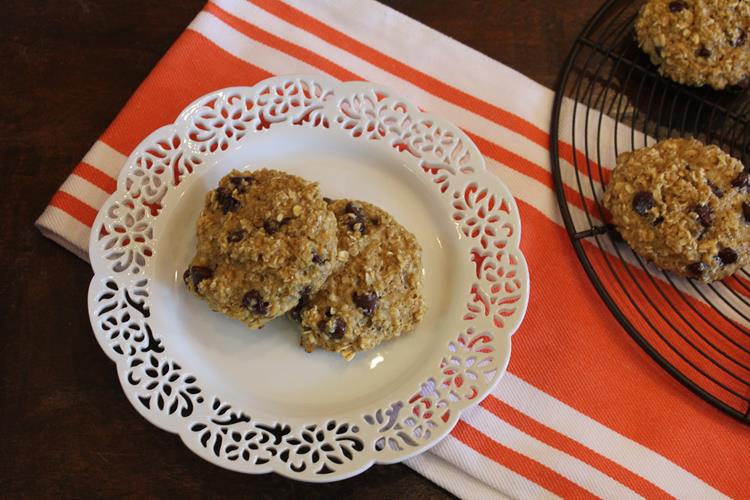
[349,220,366,234]
[331,318,347,339]
[215,187,240,213]
[370,216,381,226]
[653,216,665,226]
[345,202,367,234]
[353,292,378,317]
[696,45,711,58]
[229,175,254,186]
[312,252,326,265]
[692,204,714,228]
[190,266,213,289]
[182,269,191,285]
[687,261,707,276]
[345,202,365,218]
[743,202,750,223]
[734,29,747,47]
[718,248,739,266]
[229,175,255,193]
[320,318,344,339]
[227,229,246,243]
[242,290,269,315]
[263,217,290,235]
[708,180,724,198]
[632,191,655,216]
[668,1,686,12]
[732,171,748,189]
[323,197,333,204]
[317,317,346,339]
[263,219,280,235]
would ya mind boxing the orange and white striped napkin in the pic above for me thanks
[37,1,750,497]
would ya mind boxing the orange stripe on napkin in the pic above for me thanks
[72,162,117,194]
[101,30,272,155]
[248,0,550,149]
[203,3,609,219]
[452,420,599,499]
[469,131,605,217]
[204,2,358,82]
[558,140,611,186]
[720,275,750,301]
[511,201,750,496]
[49,191,98,227]
[584,241,750,404]
[247,0,606,180]
[480,395,672,499]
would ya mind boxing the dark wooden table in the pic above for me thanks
[0,1,601,497]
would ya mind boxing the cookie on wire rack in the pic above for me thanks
[603,138,750,282]
[635,0,750,89]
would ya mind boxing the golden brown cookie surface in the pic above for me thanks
[635,0,750,89]
[603,138,750,282]
[292,200,426,360]
[185,169,338,328]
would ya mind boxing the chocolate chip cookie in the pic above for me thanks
[603,138,750,282]
[292,200,426,360]
[635,0,750,89]
[184,169,338,328]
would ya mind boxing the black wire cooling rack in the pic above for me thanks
[550,0,750,423]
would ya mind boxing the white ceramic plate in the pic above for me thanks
[87,75,529,482]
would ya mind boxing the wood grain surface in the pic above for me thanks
[0,1,601,497]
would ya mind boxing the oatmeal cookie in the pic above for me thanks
[603,138,750,282]
[326,198,384,264]
[635,0,750,89]
[184,169,338,328]
[292,200,426,360]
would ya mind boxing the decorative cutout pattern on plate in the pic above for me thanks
[88,75,529,481]
[189,398,364,475]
